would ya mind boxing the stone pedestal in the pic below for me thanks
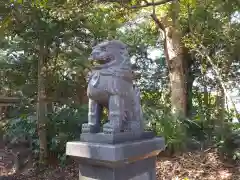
[66,136,165,180]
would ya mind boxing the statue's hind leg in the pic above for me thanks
[103,95,124,134]
[82,99,102,133]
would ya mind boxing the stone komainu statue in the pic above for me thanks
[82,40,143,134]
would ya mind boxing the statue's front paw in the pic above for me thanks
[103,122,121,134]
[82,123,100,133]
[82,123,91,133]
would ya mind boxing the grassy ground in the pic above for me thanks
[2,149,240,180]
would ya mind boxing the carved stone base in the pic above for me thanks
[66,137,165,180]
[82,123,101,133]
[78,156,156,180]
[80,131,155,144]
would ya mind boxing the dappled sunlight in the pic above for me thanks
[218,170,232,179]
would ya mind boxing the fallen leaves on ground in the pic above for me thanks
[2,149,239,180]
[156,149,240,180]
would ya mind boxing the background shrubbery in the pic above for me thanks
[0,0,239,166]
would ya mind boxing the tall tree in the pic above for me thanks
[0,0,130,163]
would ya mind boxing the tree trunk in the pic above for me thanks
[162,1,188,117]
[203,76,211,121]
[37,41,48,164]
[76,74,88,104]
[185,53,194,118]
[216,86,225,129]
[147,0,195,118]
[166,38,187,116]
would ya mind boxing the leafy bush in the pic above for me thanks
[3,104,88,162]
[215,122,240,162]
[143,106,188,154]
[142,101,215,154]
[3,115,38,149]
[47,104,88,155]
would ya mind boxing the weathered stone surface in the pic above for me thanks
[66,137,164,162]
[66,137,164,180]
[78,156,156,180]
[82,40,144,135]
[80,131,155,144]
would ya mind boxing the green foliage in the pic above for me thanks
[3,116,34,147]
[156,115,188,153]
[144,105,187,153]
[0,0,239,165]
[142,89,239,158]
[3,104,88,161]
[215,123,240,161]
[142,90,186,153]
[47,104,88,154]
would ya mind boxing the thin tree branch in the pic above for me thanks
[98,0,173,9]
[150,13,165,30]
[148,0,171,71]
[131,0,173,9]
[151,0,156,17]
